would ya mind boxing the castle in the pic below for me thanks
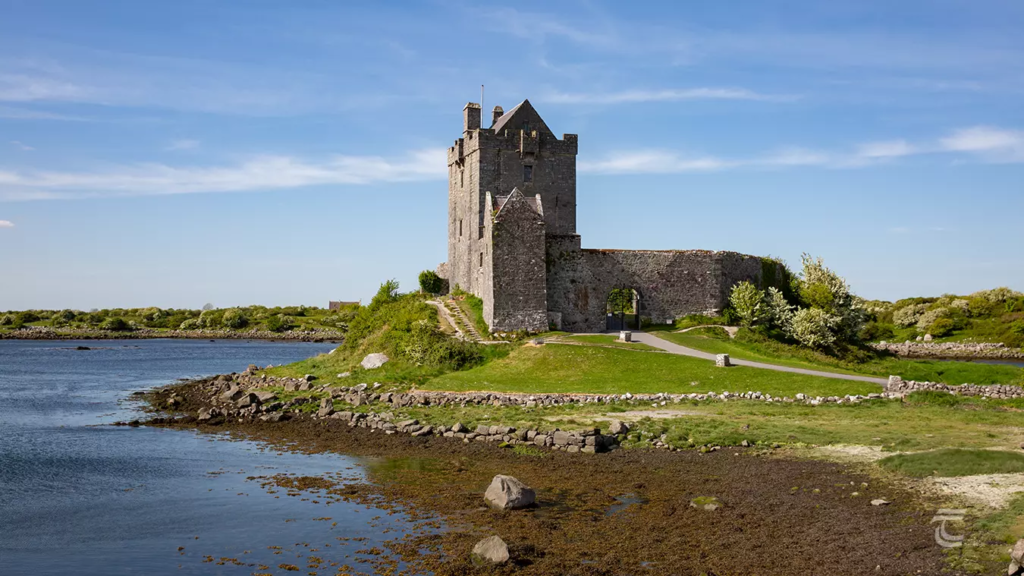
[437,100,767,333]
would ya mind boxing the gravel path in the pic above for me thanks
[630,332,888,385]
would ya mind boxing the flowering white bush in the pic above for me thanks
[764,287,794,328]
[729,281,766,327]
[971,287,1023,303]
[787,308,840,349]
[892,303,928,327]
[949,299,970,313]
[798,254,865,340]
[916,307,949,332]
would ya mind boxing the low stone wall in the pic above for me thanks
[872,341,1024,360]
[884,376,1024,399]
[0,326,345,342]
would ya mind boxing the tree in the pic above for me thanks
[764,287,794,329]
[787,308,839,349]
[607,288,636,313]
[418,270,447,295]
[796,254,865,342]
[729,281,766,327]
[202,303,215,311]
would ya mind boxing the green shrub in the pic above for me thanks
[0,314,13,326]
[928,317,956,337]
[787,308,839,349]
[179,318,201,330]
[858,321,895,342]
[418,270,447,295]
[265,314,292,333]
[14,311,40,325]
[197,309,222,328]
[57,309,77,322]
[1011,321,1024,337]
[222,308,249,329]
[100,317,131,331]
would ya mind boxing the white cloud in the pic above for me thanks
[0,220,13,228]
[939,126,1024,161]
[0,105,88,121]
[10,141,34,151]
[857,140,917,159]
[0,149,446,201]
[166,139,200,151]
[542,88,797,105]
[579,151,729,174]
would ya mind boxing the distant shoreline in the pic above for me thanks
[0,326,345,343]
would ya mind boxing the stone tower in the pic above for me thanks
[439,99,768,334]
[444,99,578,332]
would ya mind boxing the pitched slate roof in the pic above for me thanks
[490,99,553,136]
[494,187,542,217]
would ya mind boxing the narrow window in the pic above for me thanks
[460,169,464,187]
[459,219,463,237]
[479,252,483,267]
[523,165,533,182]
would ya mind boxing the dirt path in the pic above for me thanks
[631,331,888,385]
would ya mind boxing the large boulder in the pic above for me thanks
[484,475,536,510]
[219,386,245,403]
[1009,539,1024,575]
[360,353,389,370]
[471,536,510,566]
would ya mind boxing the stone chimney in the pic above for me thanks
[463,102,481,131]
[492,105,504,126]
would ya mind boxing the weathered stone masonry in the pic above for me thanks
[441,99,767,333]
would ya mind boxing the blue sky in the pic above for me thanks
[1,0,1022,310]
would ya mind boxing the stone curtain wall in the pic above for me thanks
[487,191,549,332]
[546,247,764,332]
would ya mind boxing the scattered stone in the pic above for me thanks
[360,353,389,370]
[471,535,510,566]
[690,496,724,511]
[317,398,335,418]
[923,334,934,343]
[609,420,629,435]
[871,499,891,506]
[235,393,259,409]
[219,386,244,403]
[303,374,317,382]
[484,475,536,510]
[619,330,632,342]
[715,354,731,368]
[254,390,277,403]
[337,372,351,378]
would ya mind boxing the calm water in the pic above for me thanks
[0,340,421,576]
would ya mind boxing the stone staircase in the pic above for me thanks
[442,298,484,342]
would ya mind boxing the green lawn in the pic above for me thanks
[563,334,660,351]
[423,343,881,397]
[878,449,1024,477]
[655,331,1024,386]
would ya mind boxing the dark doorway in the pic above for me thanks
[606,288,640,331]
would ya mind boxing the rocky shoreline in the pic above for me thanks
[141,364,1024,461]
[137,373,959,575]
[872,340,1024,360]
[0,326,345,342]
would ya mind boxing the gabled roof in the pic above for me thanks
[494,187,542,218]
[490,99,554,137]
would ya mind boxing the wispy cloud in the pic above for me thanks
[166,139,200,151]
[579,126,1024,174]
[856,140,917,159]
[0,105,88,121]
[10,141,34,151]
[542,88,798,105]
[0,220,13,228]
[0,149,446,201]
[939,126,1024,161]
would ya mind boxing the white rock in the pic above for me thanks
[471,535,510,565]
[360,353,389,370]
[484,475,536,510]
[871,499,891,506]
